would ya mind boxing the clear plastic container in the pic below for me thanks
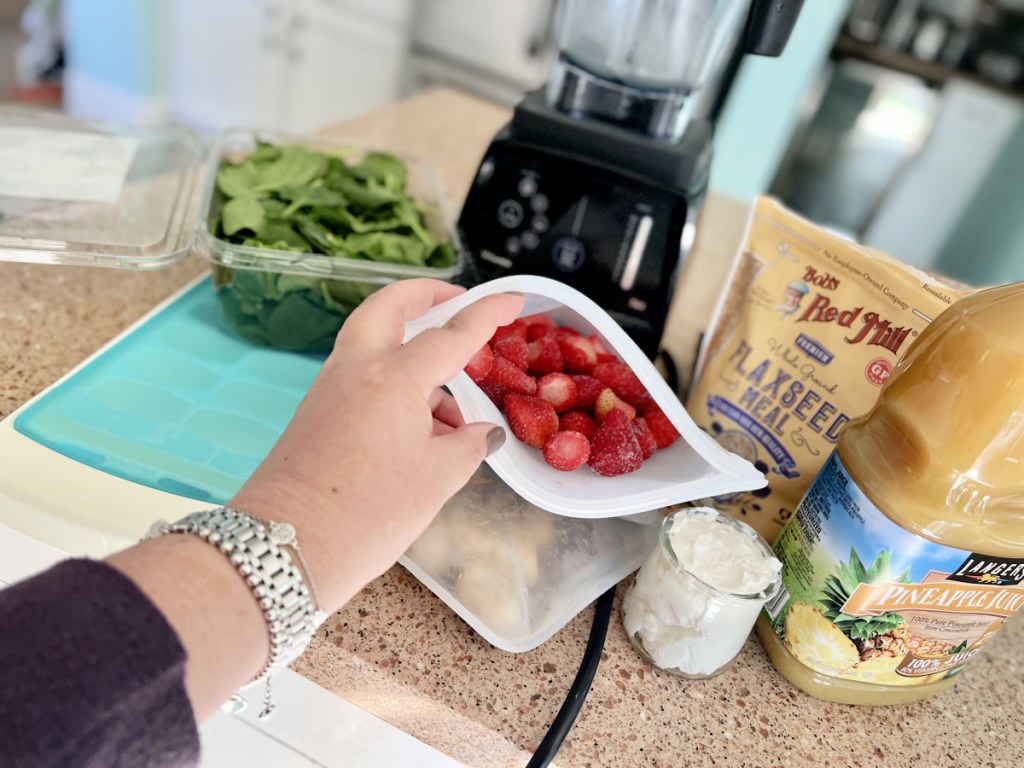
[401,465,659,652]
[193,128,465,352]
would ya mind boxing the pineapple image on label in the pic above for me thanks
[821,548,910,665]
[784,601,859,674]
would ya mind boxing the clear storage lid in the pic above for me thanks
[0,107,206,268]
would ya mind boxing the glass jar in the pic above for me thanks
[621,506,781,678]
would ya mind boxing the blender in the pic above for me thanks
[457,0,804,357]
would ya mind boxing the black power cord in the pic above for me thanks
[525,585,616,768]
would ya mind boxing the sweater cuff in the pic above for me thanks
[0,558,200,768]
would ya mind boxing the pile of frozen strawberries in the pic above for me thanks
[464,313,681,476]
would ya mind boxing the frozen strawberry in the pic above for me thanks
[589,409,644,477]
[479,356,536,406]
[494,335,529,371]
[587,335,620,363]
[464,344,494,383]
[489,318,528,346]
[543,430,590,472]
[504,393,559,450]
[527,323,556,342]
[571,375,605,411]
[558,334,597,374]
[479,382,508,407]
[527,334,564,376]
[553,326,580,339]
[588,334,612,356]
[643,403,681,449]
[594,387,637,424]
[631,416,658,460]
[592,360,654,410]
[522,313,558,330]
[536,372,577,413]
[559,410,596,441]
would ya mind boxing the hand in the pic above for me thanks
[228,279,524,612]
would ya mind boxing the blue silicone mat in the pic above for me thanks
[13,278,327,503]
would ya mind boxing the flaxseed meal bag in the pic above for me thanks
[686,196,968,543]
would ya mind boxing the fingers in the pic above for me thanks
[335,279,466,352]
[399,292,524,390]
[430,389,465,429]
[430,422,505,496]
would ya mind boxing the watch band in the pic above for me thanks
[149,507,322,716]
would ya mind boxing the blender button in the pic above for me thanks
[521,231,540,250]
[518,176,538,198]
[552,237,586,272]
[476,159,495,184]
[530,194,549,213]
[531,214,549,233]
[505,237,522,255]
[497,200,524,228]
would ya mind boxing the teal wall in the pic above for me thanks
[710,0,1022,288]
[709,2,851,201]
[63,0,166,96]
[934,117,1024,287]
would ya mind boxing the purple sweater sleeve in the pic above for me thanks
[0,559,200,768]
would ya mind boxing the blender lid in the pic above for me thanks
[0,107,206,269]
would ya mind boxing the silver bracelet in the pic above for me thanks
[148,507,328,718]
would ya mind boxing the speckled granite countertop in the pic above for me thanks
[2,89,1022,768]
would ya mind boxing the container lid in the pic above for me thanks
[0,107,206,268]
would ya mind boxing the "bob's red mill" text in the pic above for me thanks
[795,294,916,355]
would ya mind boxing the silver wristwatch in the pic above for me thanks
[150,507,325,707]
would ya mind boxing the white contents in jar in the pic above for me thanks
[622,508,781,677]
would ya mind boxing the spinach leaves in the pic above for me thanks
[210,142,457,352]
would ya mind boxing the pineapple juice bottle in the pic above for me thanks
[755,281,1024,704]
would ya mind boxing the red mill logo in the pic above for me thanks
[796,295,915,355]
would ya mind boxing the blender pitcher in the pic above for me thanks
[548,0,802,139]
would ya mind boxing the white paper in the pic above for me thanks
[0,127,138,202]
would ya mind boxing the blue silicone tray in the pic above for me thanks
[13,278,326,503]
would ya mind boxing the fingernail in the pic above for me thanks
[485,426,507,457]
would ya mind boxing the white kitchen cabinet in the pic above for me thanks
[169,0,288,132]
[169,0,413,134]
[282,0,412,133]
[408,0,558,105]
